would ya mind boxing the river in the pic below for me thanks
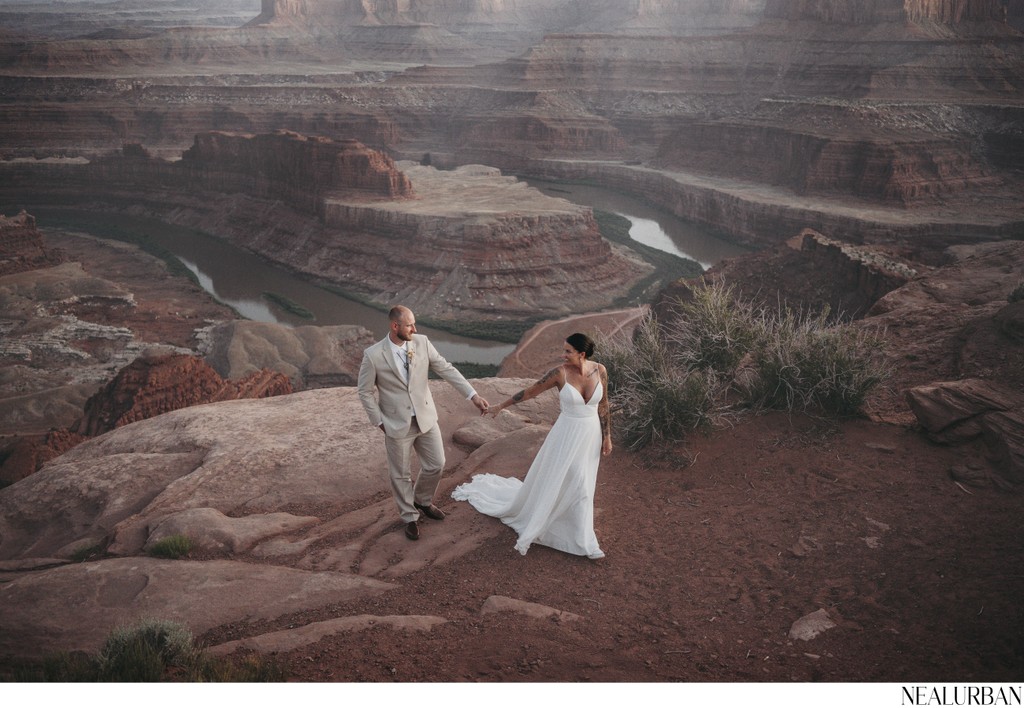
[29,183,745,365]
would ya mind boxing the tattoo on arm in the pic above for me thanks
[598,366,611,438]
[512,390,525,403]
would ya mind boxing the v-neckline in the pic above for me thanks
[566,380,601,406]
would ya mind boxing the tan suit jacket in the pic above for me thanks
[357,333,476,437]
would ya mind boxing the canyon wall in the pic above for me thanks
[652,121,999,204]
[0,0,1021,269]
[520,159,1023,249]
[763,0,1009,23]
[179,130,414,216]
[255,0,764,33]
[87,131,413,219]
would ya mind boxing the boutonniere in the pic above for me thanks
[406,347,415,367]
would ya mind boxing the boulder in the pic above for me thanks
[905,379,1019,443]
[906,379,1024,487]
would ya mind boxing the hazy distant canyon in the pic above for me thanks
[2,0,1023,320]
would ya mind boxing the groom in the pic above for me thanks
[357,305,489,541]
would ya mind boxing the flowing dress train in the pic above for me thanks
[451,382,605,559]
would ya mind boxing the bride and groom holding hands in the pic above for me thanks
[357,305,612,559]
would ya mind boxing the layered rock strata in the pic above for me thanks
[0,1,1021,255]
[179,131,414,216]
[519,160,1023,249]
[763,0,1008,23]
[75,351,292,438]
[656,227,916,322]
[1,351,293,483]
[5,134,653,321]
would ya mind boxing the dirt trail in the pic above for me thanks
[499,307,646,378]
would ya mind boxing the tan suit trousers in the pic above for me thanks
[384,416,446,523]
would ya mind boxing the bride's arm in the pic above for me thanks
[598,364,612,455]
[490,367,563,415]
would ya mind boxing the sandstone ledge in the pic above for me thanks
[523,159,1024,250]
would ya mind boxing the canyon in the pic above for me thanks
[4,131,654,322]
[0,0,1023,686]
[1,1,1021,263]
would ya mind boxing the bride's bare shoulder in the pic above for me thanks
[537,366,565,386]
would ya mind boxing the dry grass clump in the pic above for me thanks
[11,619,286,682]
[599,280,890,449]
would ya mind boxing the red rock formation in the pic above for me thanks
[0,430,89,486]
[0,1,1021,257]
[179,131,413,215]
[75,352,293,438]
[522,159,1023,249]
[0,210,64,276]
[905,378,1024,487]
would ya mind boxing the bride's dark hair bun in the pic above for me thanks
[566,332,595,358]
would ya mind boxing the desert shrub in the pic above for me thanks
[599,311,726,450]
[600,286,890,448]
[615,365,723,450]
[12,619,287,682]
[600,309,672,399]
[742,307,890,415]
[664,280,764,374]
[97,619,197,682]
[1009,281,1024,303]
[147,534,194,559]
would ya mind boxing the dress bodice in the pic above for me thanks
[560,381,602,418]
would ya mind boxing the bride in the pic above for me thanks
[452,333,612,559]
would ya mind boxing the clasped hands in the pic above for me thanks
[472,394,491,416]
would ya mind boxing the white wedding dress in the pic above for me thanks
[451,382,605,559]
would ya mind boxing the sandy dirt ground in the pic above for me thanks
[196,408,1022,684]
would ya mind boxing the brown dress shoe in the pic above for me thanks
[414,502,446,521]
[405,521,420,540]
